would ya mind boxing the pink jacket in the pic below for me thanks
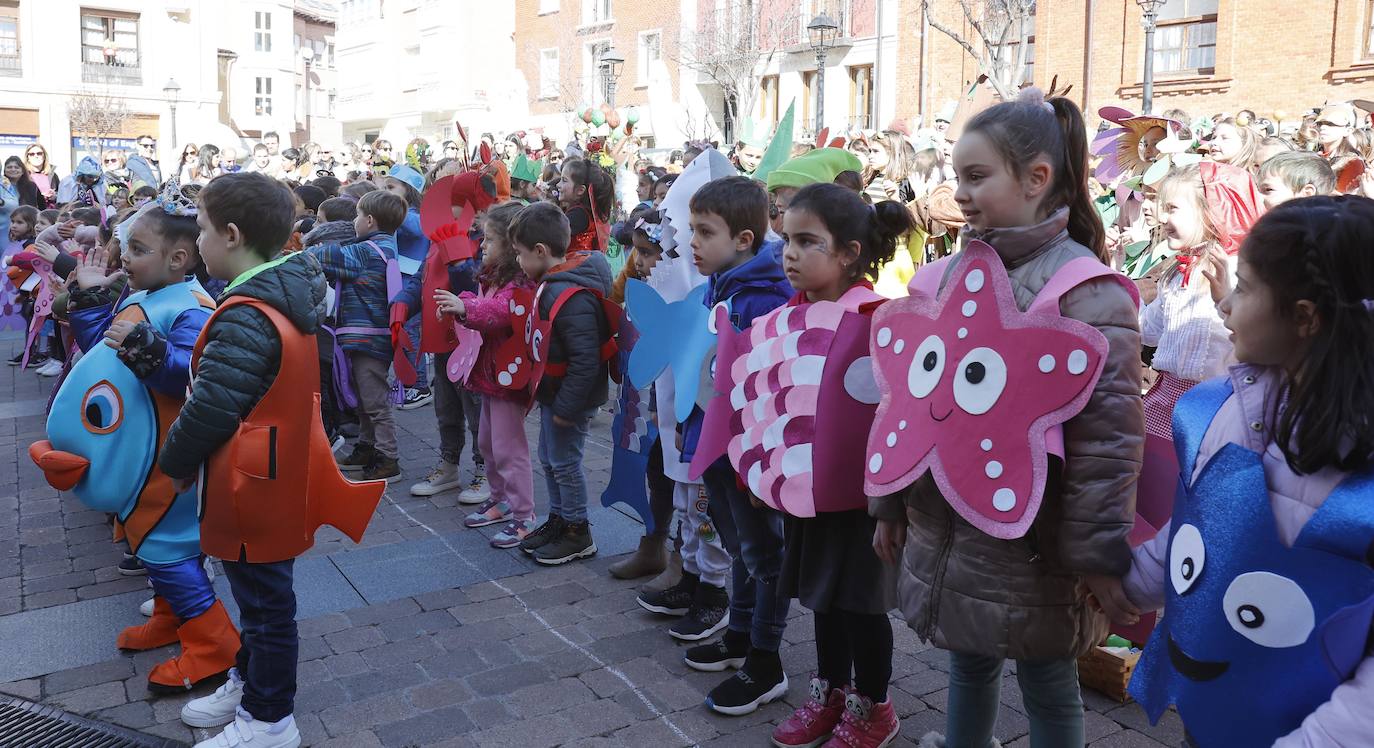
[1124,364,1371,747]
[459,275,536,403]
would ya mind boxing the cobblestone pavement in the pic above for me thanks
[0,333,1180,747]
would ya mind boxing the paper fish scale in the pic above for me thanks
[864,241,1109,539]
[698,287,884,517]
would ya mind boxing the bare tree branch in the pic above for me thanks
[68,88,129,161]
[923,0,1036,101]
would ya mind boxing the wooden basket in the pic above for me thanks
[1077,645,1140,703]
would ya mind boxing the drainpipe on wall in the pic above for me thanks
[1082,0,1094,113]
[919,9,929,127]
[873,0,883,129]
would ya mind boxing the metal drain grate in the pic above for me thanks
[0,697,187,747]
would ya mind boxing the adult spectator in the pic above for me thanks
[23,143,61,208]
[125,134,163,189]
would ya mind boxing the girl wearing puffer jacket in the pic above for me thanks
[870,90,1145,747]
[434,201,537,550]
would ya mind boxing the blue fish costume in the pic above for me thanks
[1128,378,1374,746]
[30,188,241,693]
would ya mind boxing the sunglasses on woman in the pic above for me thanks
[26,151,42,159]
[104,158,120,165]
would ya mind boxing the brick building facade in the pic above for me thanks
[894,0,1374,128]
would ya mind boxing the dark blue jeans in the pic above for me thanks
[703,462,790,652]
[223,557,297,723]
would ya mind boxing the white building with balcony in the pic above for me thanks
[335,0,521,149]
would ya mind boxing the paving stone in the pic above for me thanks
[324,651,372,678]
[298,612,353,638]
[378,609,461,642]
[313,732,385,748]
[413,587,470,611]
[464,661,553,696]
[407,678,473,710]
[43,658,136,695]
[345,597,421,626]
[418,650,488,680]
[94,700,156,729]
[21,570,93,594]
[326,625,387,654]
[0,677,41,700]
[374,705,475,747]
[459,697,513,726]
[48,681,128,713]
[610,716,699,748]
[518,581,594,610]
[319,692,419,736]
[340,663,429,701]
[1106,703,1185,746]
[23,587,77,609]
[296,677,350,714]
[1089,728,1171,747]
[450,595,523,624]
[77,577,151,600]
[360,635,445,669]
[506,676,596,717]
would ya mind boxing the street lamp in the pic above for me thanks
[1137,0,1166,115]
[807,13,839,134]
[162,78,181,156]
[300,45,316,141]
[600,46,624,108]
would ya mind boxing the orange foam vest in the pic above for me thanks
[191,298,384,563]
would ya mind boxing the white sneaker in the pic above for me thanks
[410,460,460,496]
[139,597,155,617]
[193,707,300,748]
[35,359,62,377]
[457,473,491,505]
[182,668,245,728]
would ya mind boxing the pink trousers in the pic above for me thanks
[479,396,535,521]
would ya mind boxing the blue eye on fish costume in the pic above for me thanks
[1128,377,1374,747]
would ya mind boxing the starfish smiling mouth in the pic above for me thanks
[1169,636,1229,682]
[930,404,952,422]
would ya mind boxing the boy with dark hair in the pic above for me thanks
[163,171,384,747]
[1256,151,1336,210]
[306,190,406,482]
[510,201,613,565]
[317,197,357,224]
[679,175,794,715]
[293,184,327,216]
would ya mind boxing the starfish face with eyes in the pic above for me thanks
[864,241,1110,539]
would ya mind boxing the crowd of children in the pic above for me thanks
[10,92,1374,748]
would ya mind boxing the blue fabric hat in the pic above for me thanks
[388,164,424,193]
[75,156,102,178]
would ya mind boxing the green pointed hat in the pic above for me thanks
[510,153,543,183]
[751,100,796,185]
[739,115,772,150]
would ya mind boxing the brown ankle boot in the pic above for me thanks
[148,600,240,693]
[609,535,669,580]
[117,597,179,651]
[641,549,683,593]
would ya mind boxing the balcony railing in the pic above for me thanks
[0,53,18,77]
[82,60,141,85]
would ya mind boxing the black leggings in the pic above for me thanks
[814,609,893,702]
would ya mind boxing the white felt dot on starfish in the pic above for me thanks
[1067,349,1088,375]
[899,420,908,430]
[497,372,512,386]
[980,438,993,451]
[893,339,905,355]
[961,300,977,317]
[869,453,883,474]
[965,268,985,293]
[886,432,897,448]
[985,460,1003,479]
[957,327,968,339]
[1038,354,1055,373]
[992,488,1017,512]
[876,327,893,348]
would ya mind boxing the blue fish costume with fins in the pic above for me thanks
[30,187,240,693]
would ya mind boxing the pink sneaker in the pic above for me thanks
[823,692,899,748]
[771,677,846,748]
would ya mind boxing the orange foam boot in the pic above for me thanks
[147,600,241,693]
[116,597,179,651]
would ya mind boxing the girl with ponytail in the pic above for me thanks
[869,89,1146,746]
[767,182,913,748]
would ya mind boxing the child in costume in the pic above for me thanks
[682,176,794,715]
[392,171,494,501]
[433,201,538,548]
[869,91,1144,746]
[556,157,615,253]
[511,201,614,565]
[307,190,407,483]
[1255,151,1336,211]
[1124,195,1374,747]
[160,172,384,748]
[510,153,544,204]
[1141,162,1261,444]
[383,163,435,409]
[29,183,237,693]
[758,183,912,748]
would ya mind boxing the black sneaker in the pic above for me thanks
[399,388,434,410]
[361,455,402,483]
[706,648,788,716]
[531,520,597,565]
[336,443,375,473]
[117,555,147,576]
[520,514,566,554]
[684,629,750,672]
[22,354,48,369]
[7,352,23,366]
[670,583,730,641]
[637,572,698,616]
